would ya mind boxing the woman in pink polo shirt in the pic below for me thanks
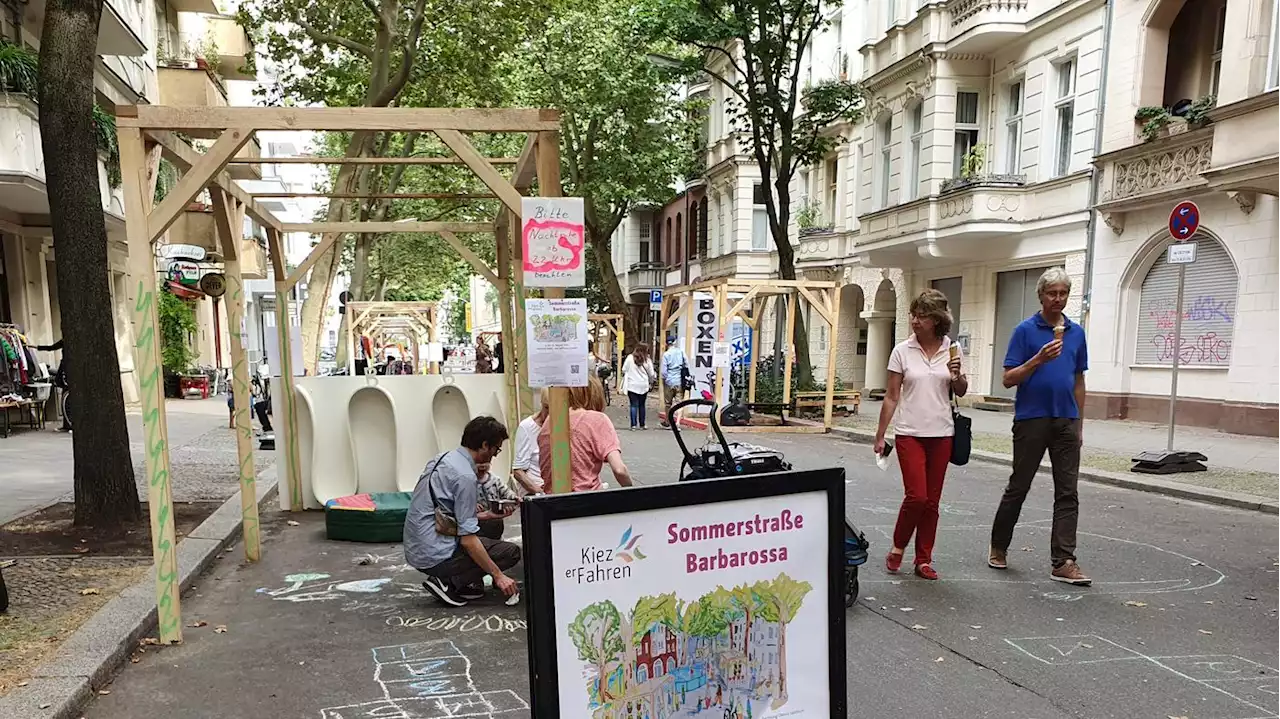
[873,289,967,580]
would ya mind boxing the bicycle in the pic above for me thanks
[597,364,613,406]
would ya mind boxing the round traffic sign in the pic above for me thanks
[1168,200,1200,241]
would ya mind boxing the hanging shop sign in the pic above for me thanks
[521,468,847,718]
[166,261,202,286]
[157,244,207,262]
[522,197,586,288]
[524,297,589,388]
[198,272,227,298]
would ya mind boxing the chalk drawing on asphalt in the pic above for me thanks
[319,639,528,718]
[1004,635,1278,718]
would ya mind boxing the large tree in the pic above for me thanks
[756,573,812,707]
[655,0,866,385]
[511,0,704,342]
[568,600,624,704]
[239,0,537,370]
[38,0,141,527]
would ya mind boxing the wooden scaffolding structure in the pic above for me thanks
[658,277,843,433]
[346,301,439,373]
[114,105,567,644]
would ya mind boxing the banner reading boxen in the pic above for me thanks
[523,197,587,287]
[691,292,717,402]
[545,487,834,717]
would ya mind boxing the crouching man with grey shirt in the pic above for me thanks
[405,416,522,606]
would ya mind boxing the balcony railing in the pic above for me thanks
[626,262,666,294]
[1096,127,1214,210]
[940,173,1026,194]
[949,0,1028,25]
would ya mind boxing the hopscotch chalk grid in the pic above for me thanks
[1005,634,1278,718]
[320,639,528,718]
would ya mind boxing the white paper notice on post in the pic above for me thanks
[525,298,589,388]
[522,197,586,287]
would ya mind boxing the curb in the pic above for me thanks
[829,426,1279,514]
[0,467,280,719]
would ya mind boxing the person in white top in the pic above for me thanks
[511,394,549,495]
[873,289,968,581]
[620,343,656,430]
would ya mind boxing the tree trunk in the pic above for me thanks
[774,240,813,387]
[38,0,141,528]
[587,228,638,343]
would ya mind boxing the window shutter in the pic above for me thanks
[1134,235,1236,366]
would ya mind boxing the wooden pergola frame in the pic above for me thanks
[657,276,842,434]
[115,105,567,644]
[346,301,439,374]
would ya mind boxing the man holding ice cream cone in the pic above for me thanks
[988,266,1091,586]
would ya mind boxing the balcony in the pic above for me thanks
[697,251,776,281]
[240,237,269,279]
[946,0,1031,53]
[1201,90,1279,201]
[168,205,219,254]
[205,15,255,81]
[856,172,1090,267]
[626,262,666,297]
[1094,127,1214,221]
[795,228,853,268]
[158,64,228,108]
[23,0,147,56]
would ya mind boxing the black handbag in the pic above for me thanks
[950,387,972,466]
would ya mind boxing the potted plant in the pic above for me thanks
[796,198,827,235]
[159,290,198,398]
[1134,106,1175,142]
[0,40,38,97]
[1134,94,1216,142]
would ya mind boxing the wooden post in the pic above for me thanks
[535,131,572,495]
[212,191,260,560]
[510,209,533,413]
[267,228,304,510]
[346,309,357,375]
[118,127,182,644]
[428,306,440,374]
[748,296,763,404]
[782,291,797,417]
[495,218,521,433]
[822,287,841,430]
[657,296,670,415]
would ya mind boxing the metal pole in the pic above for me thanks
[1166,262,1186,452]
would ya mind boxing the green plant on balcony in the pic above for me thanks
[796,198,827,232]
[1134,106,1173,142]
[0,40,38,97]
[92,104,122,189]
[959,143,987,179]
[1135,94,1217,142]
[1182,94,1217,128]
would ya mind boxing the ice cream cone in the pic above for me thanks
[1053,325,1065,341]
[948,344,959,360]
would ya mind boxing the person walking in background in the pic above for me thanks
[621,343,656,431]
[659,335,687,427]
[538,376,633,492]
[474,337,493,374]
[988,266,1091,586]
[873,289,966,581]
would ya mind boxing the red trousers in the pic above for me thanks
[892,435,953,566]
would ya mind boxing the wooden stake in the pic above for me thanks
[268,228,304,509]
[822,287,842,430]
[428,305,440,374]
[782,291,797,417]
[434,129,524,215]
[511,209,533,414]
[495,218,521,433]
[118,127,182,644]
[748,297,763,404]
[535,131,571,495]
[212,191,261,560]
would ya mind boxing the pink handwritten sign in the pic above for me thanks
[521,197,585,287]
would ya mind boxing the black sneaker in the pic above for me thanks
[458,583,485,600]
[421,576,467,607]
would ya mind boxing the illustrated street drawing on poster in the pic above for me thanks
[549,492,831,718]
[525,297,589,388]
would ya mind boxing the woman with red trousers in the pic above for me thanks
[873,289,967,580]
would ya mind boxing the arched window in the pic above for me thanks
[1135,233,1236,367]
[637,663,648,684]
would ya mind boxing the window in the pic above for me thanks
[884,0,896,29]
[905,103,923,201]
[953,91,980,177]
[1053,59,1076,177]
[1004,80,1023,175]
[1134,235,1236,366]
[799,168,810,204]
[877,115,892,209]
[717,195,729,255]
[696,197,709,258]
[1211,4,1227,96]
[825,156,839,224]
[1269,0,1279,91]
[638,220,651,263]
[752,183,769,250]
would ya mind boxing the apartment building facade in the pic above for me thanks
[1086,0,1279,435]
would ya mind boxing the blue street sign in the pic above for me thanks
[1168,200,1200,241]
[649,289,662,310]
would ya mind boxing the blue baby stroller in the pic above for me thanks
[844,523,869,606]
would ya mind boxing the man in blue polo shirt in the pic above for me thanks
[988,267,1091,586]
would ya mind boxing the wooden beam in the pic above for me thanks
[438,229,499,287]
[147,128,253,243]
[724,286,762,324]
[748,296,763,403]
[228,156,520,165]
[435,129,524,215]
[822,287,842,430]
[118,127,183,644]
[782,291,797,413]
[281,222,492,235]
[148,130,282,232]
[797,285,834,326]
[249,192,498,201]
[536,130,572,496]
[117,105,561,132]
[265,227,286,280]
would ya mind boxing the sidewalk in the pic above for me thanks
[2,397,260,525]
[839,399,1278,497]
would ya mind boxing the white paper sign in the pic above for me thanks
[712,341,733,368]
[1167,242,1197,264]
[522,197,586,288]
[550,491,832,717]
[525,297,589,387]
[425,342,445,363]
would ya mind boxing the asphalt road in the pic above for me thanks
[82,422,1279,719]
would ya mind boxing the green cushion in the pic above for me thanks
[323,491,412,543]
